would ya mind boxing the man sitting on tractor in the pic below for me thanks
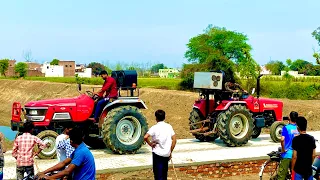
[224,79,247,100]
[89,70,118,123]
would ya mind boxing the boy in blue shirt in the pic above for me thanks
[277,111,299,180]
[36,127,96,180]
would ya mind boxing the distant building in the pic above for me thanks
[159,68,179,78]
[260,66,272,75]
[26,62,41,70]
[5,60,16,77]
[42,62,64,77]
[281,71,304,77]
[58,60,75,77]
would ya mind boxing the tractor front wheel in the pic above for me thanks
[35,130,58,159]
[270,121,286,142]
[102,106,148,154]
[217,105,254,147]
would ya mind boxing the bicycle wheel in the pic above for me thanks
[259,159,279,180]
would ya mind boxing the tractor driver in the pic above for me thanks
[89,70,118,123]
[224,79,247,100]
[224,79,247,94]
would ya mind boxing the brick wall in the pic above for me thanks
[95,158,270,180]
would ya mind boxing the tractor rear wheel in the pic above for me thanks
[35,130,58,159]
[252,126,262,139]
[102,106,148,154]
[270,121,286,142]
[217,105,254,147]
[189,109,218,142]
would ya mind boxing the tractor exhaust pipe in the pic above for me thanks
[257,74,263,98]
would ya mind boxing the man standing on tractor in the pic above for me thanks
[277,111,299,180]
[89,70,118,122]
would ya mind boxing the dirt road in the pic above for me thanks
[0,80,319,139]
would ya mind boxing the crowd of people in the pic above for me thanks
[278,111,318,180]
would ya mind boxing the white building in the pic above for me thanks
[41,62,64,77]
[158,68,179,78]
[260,66,272,75]
[281,71,304,77]
[75,68,92,78]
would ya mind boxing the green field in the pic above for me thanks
[0,76,182,90]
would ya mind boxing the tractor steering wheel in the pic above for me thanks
[86,91,94,97]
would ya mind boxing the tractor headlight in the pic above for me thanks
[29,110,38,115]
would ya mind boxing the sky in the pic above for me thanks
[0,0,319,68]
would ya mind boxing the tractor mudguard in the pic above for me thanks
[102,97,148,112]
[215,101,247,111]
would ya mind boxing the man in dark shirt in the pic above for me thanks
[91,70,118,122]
[292,116,317,180]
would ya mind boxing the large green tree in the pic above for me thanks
[265,60,286,75]
[15,62,28,77]
[183,25,258,88]
[289,59,312,73]
[0,59,9,77]
[151,63,167,74]
[50,59,59,65]
[87,62,106,76]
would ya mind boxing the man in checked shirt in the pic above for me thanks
[12,121,47,180]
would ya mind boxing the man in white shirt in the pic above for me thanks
[55,124,74,162]
[144,110,177,180]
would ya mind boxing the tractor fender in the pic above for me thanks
[215,101,247,111]
[102,97,148,112]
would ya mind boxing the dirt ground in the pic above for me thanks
[107,168,257,180]
[0,79,319,140]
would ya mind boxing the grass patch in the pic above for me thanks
[0,76,182,89]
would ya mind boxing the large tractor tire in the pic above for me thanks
[189,109,218,142]
[102,106,148,154]
[270,121,286,143]
[35,130,58,159]
[217,105,254,147]
[252,126,262,139]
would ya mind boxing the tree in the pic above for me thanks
[50,59,59,65]
[0,59,9,77]
[265,61,286,75]
[151,63,167,74]
[115,63,123,71]
[312,28,320,64]
[184,25,258,82]
[22,50,33,62]
[15,62,28,77]
[289,59,312,73]
[87,62,106,76]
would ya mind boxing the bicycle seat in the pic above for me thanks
[267,151,281,161]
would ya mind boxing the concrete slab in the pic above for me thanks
[3,131,320,179]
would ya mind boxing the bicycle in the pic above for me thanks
[260,140,320,180]
[259,147,291,180]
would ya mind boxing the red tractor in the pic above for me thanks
[11,70,148,159]
[189,71,286,146]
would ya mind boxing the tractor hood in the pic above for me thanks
[25,97,77,107]
[258,97,283,108]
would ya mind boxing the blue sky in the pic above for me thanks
[0,0,319,68]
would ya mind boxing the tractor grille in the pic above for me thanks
[25,108,47,116]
